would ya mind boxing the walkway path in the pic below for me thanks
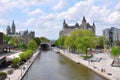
[57,48,120,80]
[0,49,40,80]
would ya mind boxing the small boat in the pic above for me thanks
[56,51,60,54]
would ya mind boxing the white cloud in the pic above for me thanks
[25,18,36,27]
[28,8,44,16]
[115,2,120,11]
[107,11,120,24]
[52,0,67,10]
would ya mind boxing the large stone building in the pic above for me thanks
[103,27,120,45]
[6,21,16,35]
[6,21,35,44]
[59,16,95,37]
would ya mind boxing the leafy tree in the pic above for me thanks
[55,36,66,48]
[64,29,95,56]
[64,36,76,52]
[27,39,38,50]
[111,46,120,57]
[12,58,21,65]
[40,37,49,43]
[3,34,11,43]
[34,37,41,46]
[111,46,120,64]
[11,58,21,68]
[8,37,20,47]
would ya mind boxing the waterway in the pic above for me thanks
[22,50,106,80]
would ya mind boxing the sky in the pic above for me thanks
[0,0,120,40]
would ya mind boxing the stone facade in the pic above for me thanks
[103,27,120,43]
[6,21,16,35]
[6,21,35,44]
[59,16,95,37]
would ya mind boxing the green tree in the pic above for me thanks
[111,46,120,57]
[3,34,11,43]
[34,37,41,46]
[111,46,120,64]
[64,36,76,52]
[27,39,38,50]
[8,37,20,47]
[40,37,49,43]
[55,36,66,48]
[64,29,95,56]
[11,58,21,68]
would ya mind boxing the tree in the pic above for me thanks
[11,58,21,68]
[111,46,120,57]
[8,37,20,47]
[3,34,11,43]
[95,36,109,49]
[55,36,66,48]
[64,36,76,52]
[64,29,96,56]
[111,46,120,65]
[40,37,49,43]
[34,37,41,46]
[27,39,38,50]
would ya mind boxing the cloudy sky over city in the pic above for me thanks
[0,0,120,39]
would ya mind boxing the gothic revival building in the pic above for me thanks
[6,21,16,35]
[6,21,35,44]
[59,16,95,37]
[11,21,16,34]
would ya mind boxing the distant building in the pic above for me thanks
[59,16,95,37]
[6,21,16,36]
[6,21,35,44]
[11,21,16,34]
[0,32,3,44]
[103,27,120,45]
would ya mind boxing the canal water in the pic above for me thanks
[22,50,106,80]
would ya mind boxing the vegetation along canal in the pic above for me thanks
[22,50,106,80]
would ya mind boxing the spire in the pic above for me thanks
[6,25,11,35]
[63,19,66,24]
[11,20,16,34]
[93,22,95,27]
[82,16,86,23]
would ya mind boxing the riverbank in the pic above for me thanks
[2,49,40,80]
[57,48,117,80]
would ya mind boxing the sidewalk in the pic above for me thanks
[0,49,40,80]
[58,48,119,80]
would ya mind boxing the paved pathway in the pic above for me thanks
[0,49,40,80]
[56,48,119,80]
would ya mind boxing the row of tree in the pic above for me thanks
[3,35,50,50]
[55,29,109,56]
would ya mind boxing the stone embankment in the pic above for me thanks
[3,49,40,80]
[58,49,116,80]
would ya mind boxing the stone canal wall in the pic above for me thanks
[19,49,40,80]
[4,49,40,80]
[58,49,115,80]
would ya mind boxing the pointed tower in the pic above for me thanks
[11,20,16,34]
[93,22,95,34]
[6,25,11,35]
[63,19,68,28]
[82,16,86,24]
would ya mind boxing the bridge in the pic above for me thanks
[40,42,55,50]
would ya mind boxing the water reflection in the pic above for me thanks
[22,50,106,80]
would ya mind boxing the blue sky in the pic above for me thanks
[0,0,120,40]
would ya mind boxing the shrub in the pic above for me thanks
[19,49,33,62]
[0,72,7,80]
[11,58,21,68]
